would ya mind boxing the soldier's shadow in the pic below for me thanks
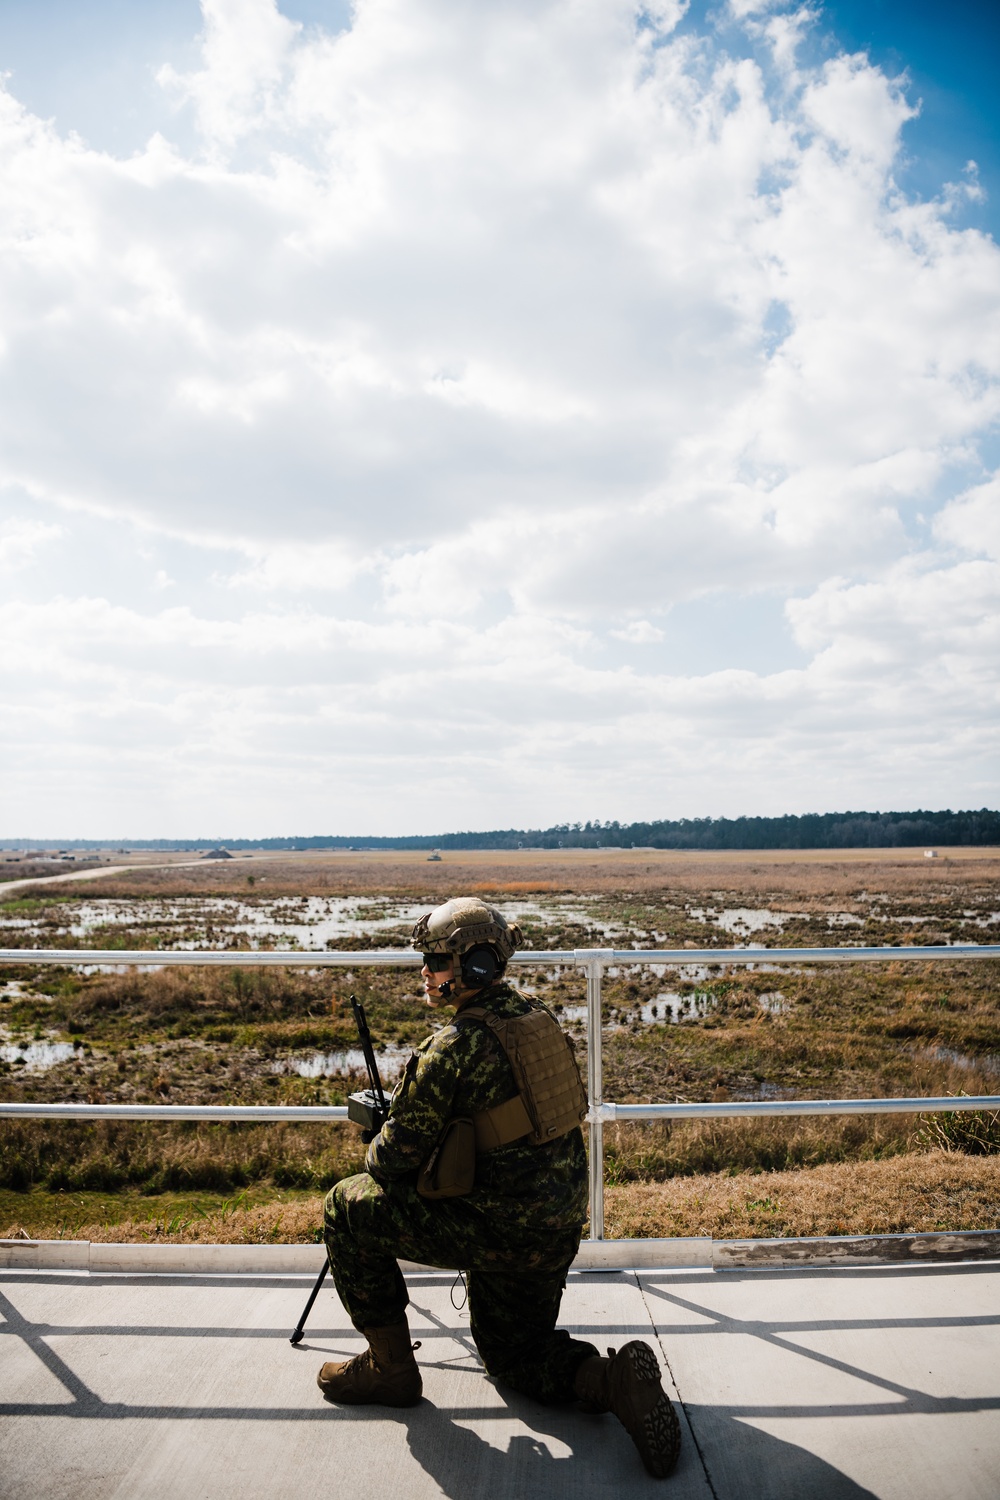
[404,1390,574,1497]
[403,1385,878,1498]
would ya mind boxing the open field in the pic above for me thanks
[1,849,998,1239]
[4,841,1000,901]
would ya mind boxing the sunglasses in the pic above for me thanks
[422,953,453,971]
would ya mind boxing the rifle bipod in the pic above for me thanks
[290,994,388,1346]
[290,1259,328,1345]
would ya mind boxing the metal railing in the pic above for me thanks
[2,943,998,1240]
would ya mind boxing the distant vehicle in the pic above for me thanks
[426,852,443,862]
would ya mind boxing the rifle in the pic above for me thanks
[346,995,390,1141]
[289,994,390,1346]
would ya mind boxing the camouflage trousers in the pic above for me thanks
[323,1172,597,1404]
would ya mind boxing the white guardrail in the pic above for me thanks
[1,944,998,1240]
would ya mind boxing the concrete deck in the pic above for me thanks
[1,1261,998,1499]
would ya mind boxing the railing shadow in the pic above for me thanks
[640,1273,1000,1420]
[2,1277,987,1498]
[401,1386,882,1499]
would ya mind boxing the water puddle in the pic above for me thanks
[757,991,789,1014]
[608,962,725,981]
[688,906,805,936]
[541,960,800,1028]
[273,1043,412,1081]
[641,992,717,1023]
[0,893,628,954]
[558,989,725,1026]
[632,986,790,1023]
[76,963,166,974]
[878,914,946,926]
[732,1081,794,1101]
[496,899,630,940]
[64,896,433,951]
[0,1038,77,1070]
[2,887,986,962]
[555,1005,588,1024]
[642,995,685,1023]
[923,1045,1000,1078]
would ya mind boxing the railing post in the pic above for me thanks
[576,949,613,1241]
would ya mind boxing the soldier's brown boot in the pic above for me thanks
[317,1322,422,1407]
[573,1340,681,1478]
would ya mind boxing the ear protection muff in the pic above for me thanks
[459,944,501,988]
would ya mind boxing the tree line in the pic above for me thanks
[12,808,998,851]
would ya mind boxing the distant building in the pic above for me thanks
[202,848,233,860]
[924,849,938,858]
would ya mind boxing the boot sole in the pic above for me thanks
[318,1384,422,1408]
[618,1342,682,1479]
[317,1367,422,1407]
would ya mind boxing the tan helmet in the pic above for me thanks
[412,896,523,988]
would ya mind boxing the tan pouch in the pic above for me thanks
[416,1117,476,1199]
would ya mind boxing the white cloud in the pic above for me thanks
[727,0,786,20]
[611,620,666,643]
[0,0,997,834]
[934,475,1000,561]
[800,53,916,170]
[0,516,62,569]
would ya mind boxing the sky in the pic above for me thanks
[0,0,997,839]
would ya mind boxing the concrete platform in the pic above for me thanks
[6,1228,997,1274]
[1,1262,998,1499]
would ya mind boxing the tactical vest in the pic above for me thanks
[416,998,588,1199]
[461,1001,589,1149]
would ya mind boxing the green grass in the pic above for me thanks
[0,1119,365,1195]
[0,1184,318,1239]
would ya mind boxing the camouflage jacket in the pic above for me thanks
[365,980,588,1235]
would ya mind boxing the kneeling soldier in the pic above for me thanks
[320,896,681,1479]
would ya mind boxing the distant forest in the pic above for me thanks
[10,808,999,852]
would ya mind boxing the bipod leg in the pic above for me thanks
[290,1260,328,1346]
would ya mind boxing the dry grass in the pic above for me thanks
[3,1151,996,1244]
[603,1150,1000,1239]
[1,1197,326,1245]
[470,881,561,894]
[0,1186,325,1244]
[18,847,1000,902]
[0,1119,366,1196]
[79,1197,326,1243]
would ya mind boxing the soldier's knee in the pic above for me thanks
[324,1171,384,1236]
[323,1175,360,1237]
[323,1181,343,1224]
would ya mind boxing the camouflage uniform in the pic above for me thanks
[324,980,598,1403]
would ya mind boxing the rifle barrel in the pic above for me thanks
[351,996,388,1112]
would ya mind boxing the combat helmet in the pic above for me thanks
[412,897,523,990]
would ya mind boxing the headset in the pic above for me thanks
[459,943,502,989]
[425,943,503,997]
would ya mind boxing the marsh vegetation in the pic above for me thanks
[1,849,998,1240]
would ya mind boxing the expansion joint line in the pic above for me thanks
[635,1272,720,1499]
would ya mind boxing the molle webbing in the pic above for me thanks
[463,1003,588,1149]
